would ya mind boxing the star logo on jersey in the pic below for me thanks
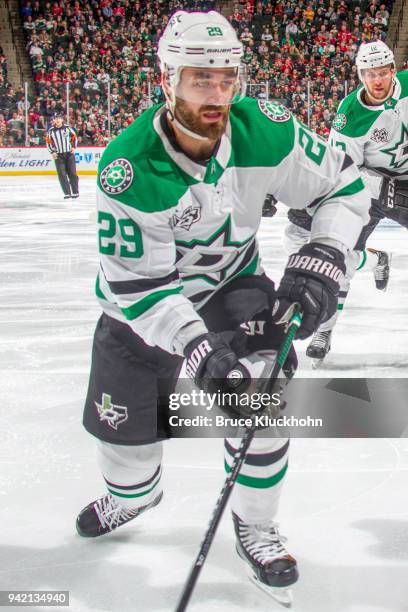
[332,113,347,131]
[381,123,408,169]
[258,101,291,122]
[172,205,201,231]
[95,393,128,430]
[100,158,133,195]
[175,215,255,286]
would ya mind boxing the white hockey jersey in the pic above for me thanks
[95,98,370,354]
[329,70,408,198]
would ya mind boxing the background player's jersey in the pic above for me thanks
[95,98,369,353]
[329,71,408,197]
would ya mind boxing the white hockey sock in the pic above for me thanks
[365,248,380,271]
[355,249,377,272]
[226,436,289,524]
[97,440,163,510]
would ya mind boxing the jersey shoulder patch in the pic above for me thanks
[100,158,134,195]
[97,106,191,214]
[332,112,348,132]
[229,97,295,168]
[258,100,292,122]
[332,88,381,138]
[332,90,359,132]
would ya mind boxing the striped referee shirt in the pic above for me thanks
[46,125,78,154]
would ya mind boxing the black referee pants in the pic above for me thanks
[55,152,79,196]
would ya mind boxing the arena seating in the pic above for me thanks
[0,0,394,145]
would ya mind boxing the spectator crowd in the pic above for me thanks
[0,0,394,146]
[233,0,393,136]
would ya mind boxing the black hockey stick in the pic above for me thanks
[175,305,302,612]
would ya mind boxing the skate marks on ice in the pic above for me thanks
[282,446,408,612]
[295,298,408,376]
[259,212,408,377]
[297,353,408,375]
[2,521,408,612]
[3,433,408,612]
[1,177,407,378]
[294,297,408,376]
[0,519,295,612]
[2,179,408,611]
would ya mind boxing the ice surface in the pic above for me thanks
[1,176,408,612]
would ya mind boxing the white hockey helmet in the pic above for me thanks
[356,41,395,80]
[158,11,246,106]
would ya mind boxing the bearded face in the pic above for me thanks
[174,96,229,140]
[164,66,239,140]
[362,64,395,104]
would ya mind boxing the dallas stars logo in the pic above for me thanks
[95,393,128,430]
[100,158,133,195]
[381,123,408,169]
[333,113,347,131]
[108,167,125,184]
[175,215,255,286]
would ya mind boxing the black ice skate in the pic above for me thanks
[76,491,163,538]
[306,330,332,369]
[369,248,391,291]
[233,512,298,607]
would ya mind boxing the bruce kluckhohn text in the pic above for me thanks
[168,414,324,429]
[168,391,323,429]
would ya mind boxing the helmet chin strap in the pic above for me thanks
[162,74,212,142]
[167,108,210,142]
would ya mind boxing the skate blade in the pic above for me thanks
[380,252,392,292]
[248,572,293,607]
[311,358,325,369]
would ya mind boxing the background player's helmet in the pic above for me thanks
[356,41,395,80]
[158,11,246,106]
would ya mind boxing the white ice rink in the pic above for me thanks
[1,175,408,612]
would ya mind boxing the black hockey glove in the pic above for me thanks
[379,176,408,223]
[273,242,345,340]
[184,333,251,416]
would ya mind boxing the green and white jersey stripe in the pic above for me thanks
[329,71,408,198]
[96,97,370,353]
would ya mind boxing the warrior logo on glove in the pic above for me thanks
[286,247,345,283]
[185,338,213,378]
[274,242,346,340]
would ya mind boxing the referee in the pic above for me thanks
[46,113,79,199]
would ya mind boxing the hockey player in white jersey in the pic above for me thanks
[76,10,369,604]
[286,40,406,366]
